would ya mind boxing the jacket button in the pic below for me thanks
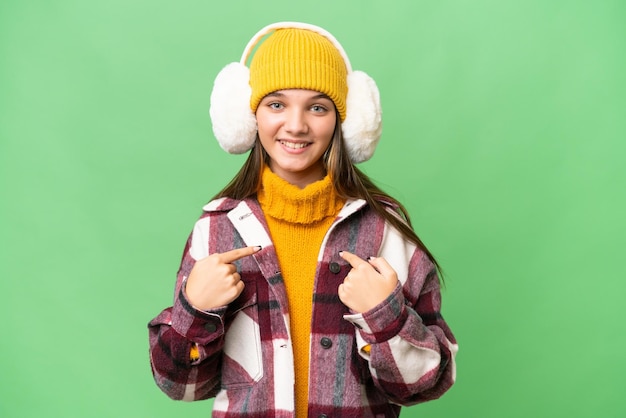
[319,415,328,418]
[329,262,341,274]
[320,337,332,349]
[204,322,217,332]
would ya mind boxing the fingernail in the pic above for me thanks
[339,251,344,256]
[254,246,262,251]
[367,256,372,261]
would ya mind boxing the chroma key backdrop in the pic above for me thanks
[1,1,624,417]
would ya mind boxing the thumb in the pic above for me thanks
[367,256,398,282]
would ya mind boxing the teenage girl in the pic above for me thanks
[149,22,458,417]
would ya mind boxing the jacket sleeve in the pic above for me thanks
[148,218,227,401]
[343,227,458,405]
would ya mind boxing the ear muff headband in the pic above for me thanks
[239,22,353,72]
[209,21,382,163]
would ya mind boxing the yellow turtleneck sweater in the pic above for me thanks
[257,166,345,417]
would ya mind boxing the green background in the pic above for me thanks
[1,0,624,417]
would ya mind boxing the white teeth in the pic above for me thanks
[280,141,309,149]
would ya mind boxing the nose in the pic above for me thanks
[284,108,309,135]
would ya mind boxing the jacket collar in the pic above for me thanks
[201,196,368,288]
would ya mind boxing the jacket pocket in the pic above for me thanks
[221,276,263,389]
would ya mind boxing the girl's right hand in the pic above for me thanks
[185,246,261,311]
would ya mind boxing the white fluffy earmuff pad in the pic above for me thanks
[342,70,383,163]
[209,62,257,154]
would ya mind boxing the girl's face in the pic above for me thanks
[256,89,336,188]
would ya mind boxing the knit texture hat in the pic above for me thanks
[248,28,348,121]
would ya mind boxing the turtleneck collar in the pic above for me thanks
[257,165,345,225]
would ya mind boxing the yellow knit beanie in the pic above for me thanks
[248,28,348,121]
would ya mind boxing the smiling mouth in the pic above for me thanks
[279,140,310,149]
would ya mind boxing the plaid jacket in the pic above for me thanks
[148,196,458,417]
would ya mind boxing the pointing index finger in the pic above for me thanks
[220,246,261,264]
[339,250,367,268]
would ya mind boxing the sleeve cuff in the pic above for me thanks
[344,282,408,344]
[170,284,227,345]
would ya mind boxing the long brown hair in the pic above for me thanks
[213,118,441,274]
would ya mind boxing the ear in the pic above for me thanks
[342,70,383,163]
[209,62,257,154]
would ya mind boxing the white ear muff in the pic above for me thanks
[209,62,257,154]
[342,70,383,163]
[209,22,383,162]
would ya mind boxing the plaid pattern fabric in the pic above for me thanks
[148,197,458,417]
